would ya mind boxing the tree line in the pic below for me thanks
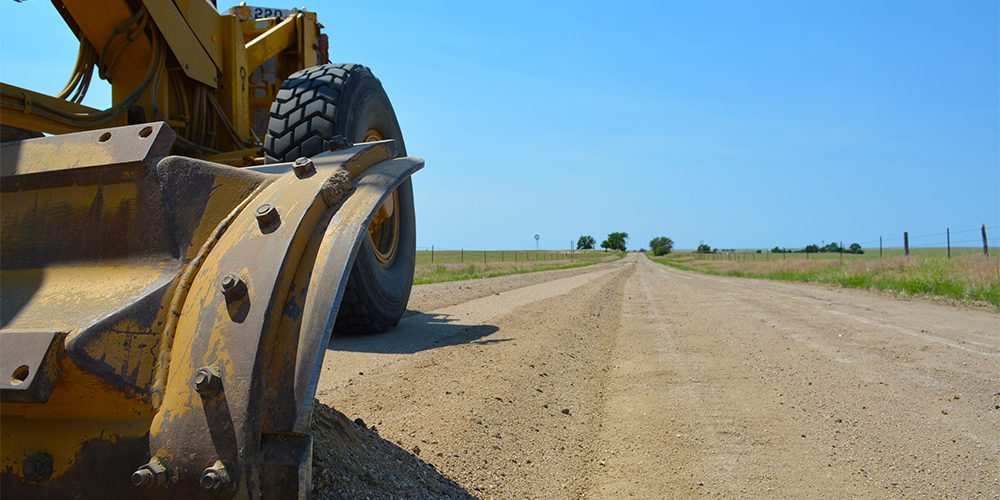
[694,242,864,254]
[577,233,675,256]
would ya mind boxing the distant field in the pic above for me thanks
[652,248,1000,309]
[413,250,621,284]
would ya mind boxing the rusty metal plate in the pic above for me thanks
[0,331,64,403]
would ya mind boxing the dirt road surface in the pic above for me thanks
[311,253,1000,498]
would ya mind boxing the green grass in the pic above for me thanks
[651,250,1000,309]
[416,249,592,265]
[413,250,622,285]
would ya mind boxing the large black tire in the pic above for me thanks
[265,63,415,335]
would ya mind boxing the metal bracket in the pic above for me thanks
[0,331,64,403]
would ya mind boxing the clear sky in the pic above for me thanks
[2,1,998,250]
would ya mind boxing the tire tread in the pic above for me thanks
[264,63,386,335]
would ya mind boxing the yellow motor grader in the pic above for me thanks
[0,2,420,498]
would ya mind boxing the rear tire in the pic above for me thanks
[265,63,415,335]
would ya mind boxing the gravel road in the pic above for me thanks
[312,253,999,498]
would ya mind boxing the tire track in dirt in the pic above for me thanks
[629,256,999,497]
[314,258,634,497]
[310,254,999,498]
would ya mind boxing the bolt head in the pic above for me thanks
[200,462,230,491]
[292,157,315,177]
[220,274,246,300]
[131,458,166,489]
[255,203,280,229]
[200,470,221,490]
[327,135,352,151]
[131,468,155,488]
[193,366,222,394]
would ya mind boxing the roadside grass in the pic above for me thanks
[416,249,596,265]
[414,250,622,284]
[651,250,1000,309]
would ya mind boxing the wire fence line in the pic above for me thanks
[414,248,609,265]
[694,224,998,262]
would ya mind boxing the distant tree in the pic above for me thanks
[576,235,595,250]
[649,236,674,256]
[848,243,864,254]
[601,232,629,252]
[820,242,842,253]
[771,246,784,253]
[804,244,820,253]
[696,243,714,254]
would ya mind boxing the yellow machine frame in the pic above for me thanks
[1,1,325,165]
[0,2,423,498]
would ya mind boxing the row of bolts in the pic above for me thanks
[132,156,317,490]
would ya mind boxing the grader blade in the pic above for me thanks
[0,122,423,498]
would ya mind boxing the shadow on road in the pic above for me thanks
[327,310,502,355]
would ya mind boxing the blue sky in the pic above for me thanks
[2,1,997,250]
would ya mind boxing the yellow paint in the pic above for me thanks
[245,14,300,72]
[1,4,324,163]
[141,0,218,88]
[171,0,224,71]
[1,356,152,480]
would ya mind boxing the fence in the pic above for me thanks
[693,224,998,261]
[414,248,607,265]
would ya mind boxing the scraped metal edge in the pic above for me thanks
[292,156,423,431]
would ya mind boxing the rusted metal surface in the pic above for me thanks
[1,124,422,498]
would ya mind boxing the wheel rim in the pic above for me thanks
[364,129,400,268]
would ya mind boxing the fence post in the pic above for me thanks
[501,250,504,262]
[983,224,990,257]
[946,228,951,259]
[903,232,909,258]
[461,248,464,263]
[484,250,487,263]
[840,241,843,264]
[879,236,883,259]
[431,245,434,263]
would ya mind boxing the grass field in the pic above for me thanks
[413,250,622,284]
[651,248,1000,309]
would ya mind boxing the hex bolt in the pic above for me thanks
[220,274,246,301]
[131,468,155,488]
[131,457,167,489]
[193,366,222,394]
[292,157,315,178]
[255,203,280,229]
[327,135,351,151]
[23,453,53,482]
[200,461,231,491]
